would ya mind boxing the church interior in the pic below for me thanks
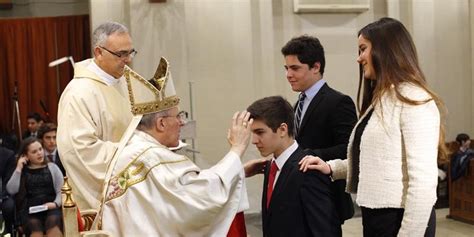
[1,0,474,236]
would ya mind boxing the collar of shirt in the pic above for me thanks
[301,78,326,116]
[44,149,57,157]
[273,140,298,172]
[88,60,122,86]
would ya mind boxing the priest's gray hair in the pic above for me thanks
[137,110,169,131]
[92,22,129,48]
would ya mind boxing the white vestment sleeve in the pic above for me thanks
[102,132,247,237]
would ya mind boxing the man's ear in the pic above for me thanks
[93,47,102,59]
[154,117,166,132]
[278,123,288,137]
[312,62,321,74]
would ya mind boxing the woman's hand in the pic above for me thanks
[16,155,28,172]
[44,202,58,210]
[298,155,331,174]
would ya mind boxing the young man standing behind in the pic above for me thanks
[247,96,341,237]
[282,35,357,223]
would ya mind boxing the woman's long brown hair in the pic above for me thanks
[356,17,447,162]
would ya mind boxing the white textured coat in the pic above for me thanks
[328,83,440,236]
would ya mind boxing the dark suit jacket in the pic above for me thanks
[47,150,66,176]
[262,147,341,237]
[296,83,358,223]
[22,131,35,139]
[0,147,16,198]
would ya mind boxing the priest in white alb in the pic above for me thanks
[57,22,135,210]
[98,58,252,236]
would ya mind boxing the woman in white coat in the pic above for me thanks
[299,17,446,237]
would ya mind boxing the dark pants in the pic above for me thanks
[1,196,16,234]
[361,206,436,237]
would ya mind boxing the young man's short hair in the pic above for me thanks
[281,35,326,75]
[247,96,295,137]
[38,123,57,140]
[27,112,43,122]
[456,133,470,145]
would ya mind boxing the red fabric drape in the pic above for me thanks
[227,212,247,237]
[0,15,91,143]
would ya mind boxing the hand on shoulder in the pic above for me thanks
[299,155,331,175]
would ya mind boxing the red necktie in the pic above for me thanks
[266,161,279,208]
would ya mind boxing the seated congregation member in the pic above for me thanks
[454,133,473,155]
[6,137,63,237]
[38,123,66,176]
[0,146,17,234]
[23,113,43,139]
[247,96,341,237]
[451,133,474,181]
[1,146,16,197]
[99,58,252,236]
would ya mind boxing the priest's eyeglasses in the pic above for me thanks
[99,46,137,58]
[163,111,188,124]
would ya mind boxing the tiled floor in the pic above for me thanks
[246,208,474,237]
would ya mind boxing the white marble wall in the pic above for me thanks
[89,0,130,30]
[89,0,473,213]
[387,0,472,140]
[428,0,471,138]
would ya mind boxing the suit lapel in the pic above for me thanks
[267,147,304,210]
[54,150,60,163]
[298,83,328,134]
[262,160,272,216]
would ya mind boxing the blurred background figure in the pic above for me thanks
[451,133,474,182]
[38,123,65,176]
[23,113,43,139]
[0,145,16,235]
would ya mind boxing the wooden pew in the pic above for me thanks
[447,140,474,224]
[448,159,474,224]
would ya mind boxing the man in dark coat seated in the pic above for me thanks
[1,146,17,235]
[451,133,474,181]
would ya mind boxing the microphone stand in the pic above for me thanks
[40,100,51,123]
[11,81,22,142]
[49,56,75,100]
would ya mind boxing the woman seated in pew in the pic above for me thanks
[6,137,64,237]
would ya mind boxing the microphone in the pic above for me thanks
[49,56,75,67]
[49,56,75,100]
[49,57,69,67]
